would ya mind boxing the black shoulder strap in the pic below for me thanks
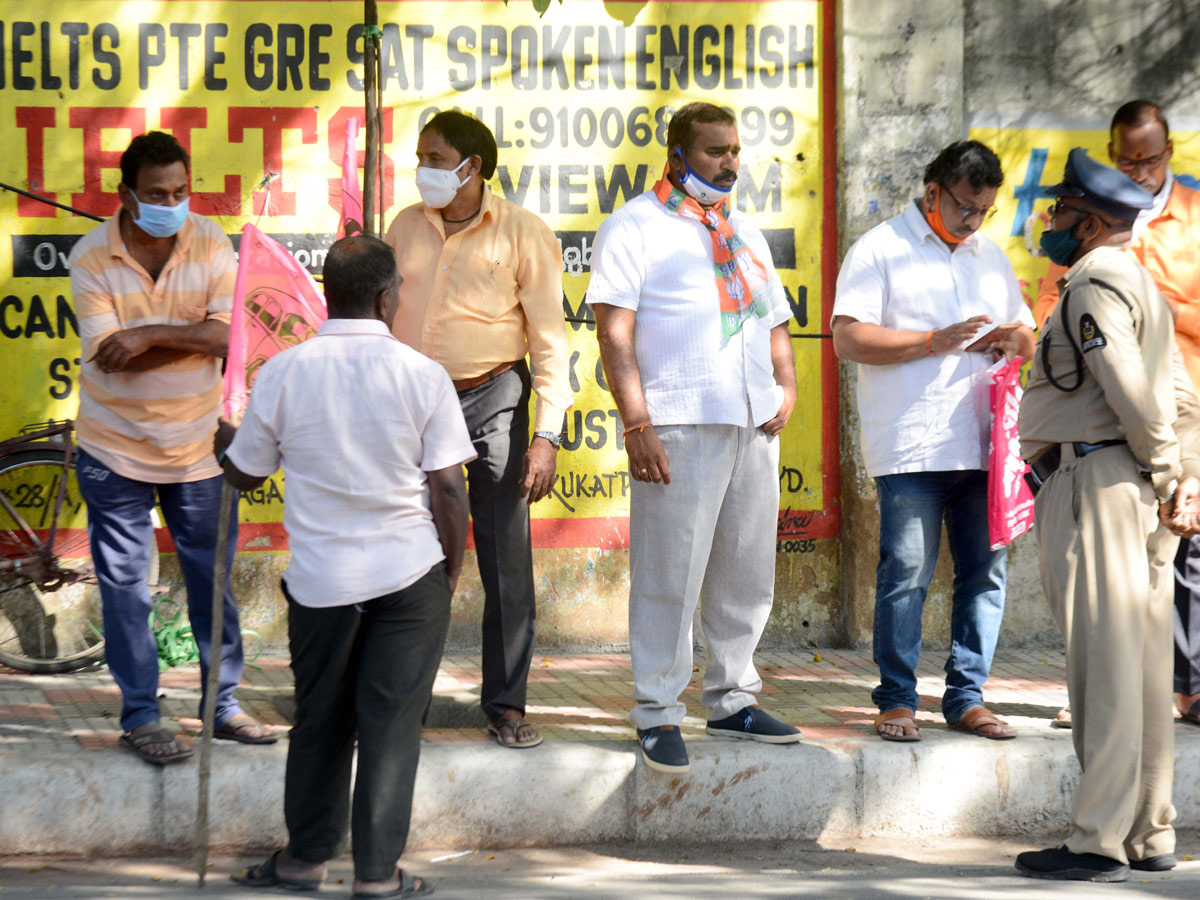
[1043,288,1085,393]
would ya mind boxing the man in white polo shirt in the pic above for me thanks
[588,101,802,774]
[831,140,1035,743]
[217,236,474,898]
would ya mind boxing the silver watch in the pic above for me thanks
[534,430,562,448]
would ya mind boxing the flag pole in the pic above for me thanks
[363,0,380,236]
[193,480,234,886]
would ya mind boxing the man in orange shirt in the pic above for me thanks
[384,111,571,749]
[1035,100,1200,726]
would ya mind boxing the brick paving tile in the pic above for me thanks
[0,647,1075,752]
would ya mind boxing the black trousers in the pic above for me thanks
[1175,534,1200,695]
[457,362,537,722]
[282,564,451,881]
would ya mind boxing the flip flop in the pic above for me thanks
[487,717,543,749]
[120,725,194,765]
[350,868,433,899]
[215,713,279,744]
[1050,707,1072,729]
[230,852,322,891]
[949,705,1017,740]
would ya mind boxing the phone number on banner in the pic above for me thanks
[418,105,798,150]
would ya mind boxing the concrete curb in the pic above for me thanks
[6,727,1200,855]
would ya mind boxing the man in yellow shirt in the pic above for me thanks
[1035,101,1200,727]
[385,111,571,748]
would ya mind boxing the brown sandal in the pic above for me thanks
[949,705,1016,740]
[874,707,921,742]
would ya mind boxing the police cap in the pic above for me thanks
[1046,147,1153,222]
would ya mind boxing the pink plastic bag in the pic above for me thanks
[988,356,1035,550]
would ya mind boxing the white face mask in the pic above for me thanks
[415,158,471,209]
[674,147,734,206]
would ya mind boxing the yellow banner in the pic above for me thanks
[970,123,1200,316]
[0,0,833,548]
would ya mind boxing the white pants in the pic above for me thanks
[628,420,780,730]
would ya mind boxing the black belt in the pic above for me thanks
[1025,440,1127,496]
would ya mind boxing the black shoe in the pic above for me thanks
[707,705,803,744]
[1015,845,1130,882]
[637,725,690,773]
[1130,853,1176,871]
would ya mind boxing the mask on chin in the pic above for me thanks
[415,158,471,209]
[132,197,190,239]
[674,148,734,205]
[923,185,965,245]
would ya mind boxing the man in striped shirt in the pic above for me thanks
[69,131,274,764]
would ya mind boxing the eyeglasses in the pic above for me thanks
[1114,148,1169,172]
[1048,199,1090,219]
[1048,199,1117,228]
[940,183,997,220]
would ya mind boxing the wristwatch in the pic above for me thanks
[534,430,562,448]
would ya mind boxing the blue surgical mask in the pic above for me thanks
[673,147,734,206]
[132,196,190,238]
[1038,221,1082,267]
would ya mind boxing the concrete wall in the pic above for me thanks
[836,0,1055,652]
[835,0,1200,652]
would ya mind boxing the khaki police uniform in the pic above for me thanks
[1020,246,1200,862]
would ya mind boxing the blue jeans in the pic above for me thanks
[872,470,1007,723]
[76,448,245,733]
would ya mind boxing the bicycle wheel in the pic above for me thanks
[0,448,107,673]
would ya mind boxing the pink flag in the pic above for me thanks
[337,117,364,239]
[222,223,327,423]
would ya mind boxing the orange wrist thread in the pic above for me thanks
[926,330,935,355]
[622,421,651,437]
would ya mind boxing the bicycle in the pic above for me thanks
[0,419,160,673]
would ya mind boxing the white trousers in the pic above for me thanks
[628,420,780,730]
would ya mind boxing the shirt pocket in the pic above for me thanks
[458,252,519,321]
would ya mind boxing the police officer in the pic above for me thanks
[1016,148,1200,882]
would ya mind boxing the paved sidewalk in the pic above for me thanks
[5,645,1200,857]
[0,645,1074,751]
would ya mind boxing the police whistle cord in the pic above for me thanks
[0,181,104,222]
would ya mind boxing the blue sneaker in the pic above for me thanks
[637,725,690,773]
[706,705,802,743]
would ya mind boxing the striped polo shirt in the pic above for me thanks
[68,213,236,483]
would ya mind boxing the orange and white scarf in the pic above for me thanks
[653,168,779,345]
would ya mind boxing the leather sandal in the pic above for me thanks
[1179,698,1200,726]
[949,705,1016,740]
[874,707,921,742]
[488,716,543,749]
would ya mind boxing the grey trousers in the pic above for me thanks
[628,420,780,731]
[282,564,451,881]
[457,362,537,722]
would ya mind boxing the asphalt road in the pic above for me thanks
[2,834,1199,899]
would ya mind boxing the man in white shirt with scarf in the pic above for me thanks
[589,101,802,774]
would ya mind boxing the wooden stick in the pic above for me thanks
[193,480,234,887]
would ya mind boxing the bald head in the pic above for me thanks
[1109,100,1172,194]
[323,236,400,323]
